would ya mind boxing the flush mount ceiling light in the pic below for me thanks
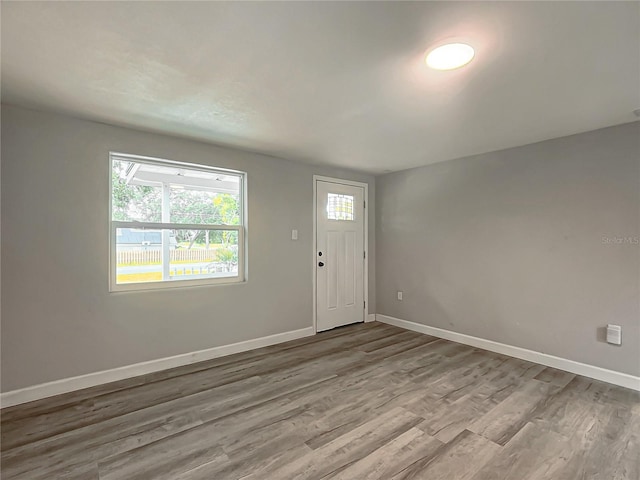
[426,43,475,70]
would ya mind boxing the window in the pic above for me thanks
[327,193,355,221]
[110,153,246,291]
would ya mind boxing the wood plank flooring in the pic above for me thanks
[1,322,639,480]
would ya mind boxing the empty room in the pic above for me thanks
[1,1,639,479]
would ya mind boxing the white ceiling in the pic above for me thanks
[2,1,639,174]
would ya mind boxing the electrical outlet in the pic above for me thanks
[291,229,298,240]
[397,291,403,301]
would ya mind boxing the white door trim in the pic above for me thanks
[313,175,369,334]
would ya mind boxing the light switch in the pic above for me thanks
[291,229,298,240]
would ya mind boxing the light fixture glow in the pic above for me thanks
[426,43,475,70]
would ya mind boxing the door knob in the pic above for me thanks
[318,262,325,267]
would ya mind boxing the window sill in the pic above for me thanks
[109,276,246,293]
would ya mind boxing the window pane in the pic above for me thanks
[112,160,162,222]
[327,193,355,221]
[170,229,239,280]
[170,188,241,225]
[115,228,164,284]
[112,157,241,226]
[115,228,239,284]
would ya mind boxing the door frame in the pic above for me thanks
[312,175,369,334]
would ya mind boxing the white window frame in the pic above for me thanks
[109,152,247,292]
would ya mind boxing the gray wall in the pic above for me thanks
[377,122,640,376]
[0,105,376,392]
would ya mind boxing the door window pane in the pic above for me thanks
[327,193,354,221]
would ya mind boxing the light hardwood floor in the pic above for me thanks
[1,322,639,480]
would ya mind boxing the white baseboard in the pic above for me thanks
[0,326,315,408]
[376,314,640,392]
[366,313,376,323]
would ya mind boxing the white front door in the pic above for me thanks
[316,180,365,332]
